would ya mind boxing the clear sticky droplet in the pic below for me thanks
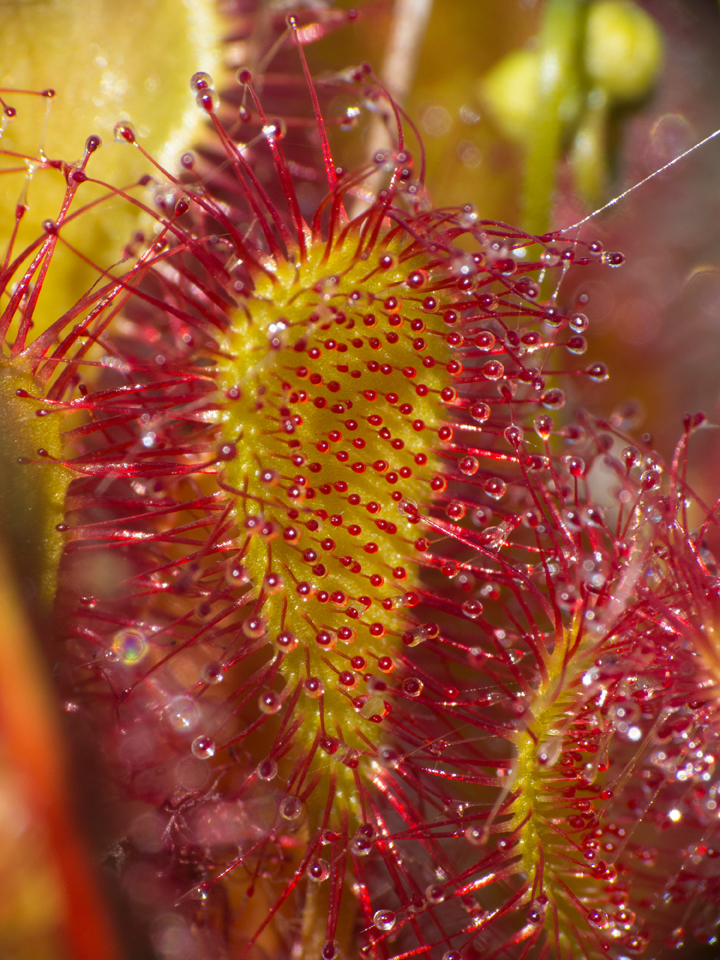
[113,121,137,144]
[264,571,284,594]
[534,414,554,439]
[111,628,148,664]
[373,909,396,931]
[321,940,339,960]
[482,359,504,380]
[483,477,507,500]
[586,362,609,382]
[465,825,484,846]
[402,622,439,647]
[504,425,523,446]
[191,735,215,760]
[446,500,466,520]
[350,835,373,856]
[402,677,423,697]
[377,745,400,768]
[259,691,282,714]
[166,696,201,732]
[307,858,330,883]
[462,599,483,619]
[541,388,566,410]
[474,329,496,351]
[263,117,287,141]
[279,795,303,820]
[275,631,298,652]
[242,615,267,639]
[256,758,277,780]
[190,71,214,93]
[200,661,224,684]
[225,563,249,587]
[602,251,625,267]
[470,401,491,422]
[459,455,479,476]
[304,677,324,698]
[536,736,562,767]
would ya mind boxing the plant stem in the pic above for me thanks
[380,0,435,102]
[522,0,584,234]
[0,546,121,960]
[353,0,433,214]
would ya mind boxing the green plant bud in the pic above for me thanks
[479,48,541,145]
[584,0,663,102]
[480,46,581,147]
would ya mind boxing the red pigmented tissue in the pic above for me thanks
[19,19,720,960]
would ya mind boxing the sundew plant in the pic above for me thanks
[2,2,720,960]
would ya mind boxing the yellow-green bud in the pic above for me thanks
[480,46,581,147]
[479,49,540,145]
[584,0,663,102]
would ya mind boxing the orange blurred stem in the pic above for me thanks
[0,545,122,960]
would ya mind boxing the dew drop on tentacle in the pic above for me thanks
[200,661,223,685]
[279,795,303,821]
[191,735,216,760]
[256,758,277,781]
[307,858,330,882]
[111,627,148,664]
[113,120,138,144]
[373,909,396,931]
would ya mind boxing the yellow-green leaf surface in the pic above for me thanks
[0,0,222,337]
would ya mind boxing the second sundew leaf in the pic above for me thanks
[511,619,611,952]
[216,223,453,808]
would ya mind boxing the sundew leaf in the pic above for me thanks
[9,4,720,959]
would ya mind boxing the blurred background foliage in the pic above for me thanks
[2,0,720,957]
